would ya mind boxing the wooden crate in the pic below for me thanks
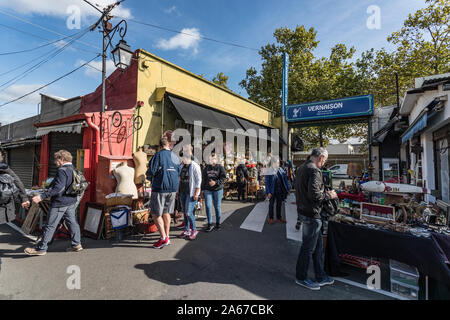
[21,203,42,235]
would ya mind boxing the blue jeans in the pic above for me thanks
[37,202,81,252]
[295,215,327,282]
[179,192,198,231]
[204,189,223,225]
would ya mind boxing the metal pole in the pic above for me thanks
[396,72,400,108]
[100,16,107,153]
[368,117,372,169]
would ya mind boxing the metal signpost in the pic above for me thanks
[281,52,289,161]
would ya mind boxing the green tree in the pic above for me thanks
[240,1,450,150]
[212,72,229,89]
[240,26,366,148]
[388,0,450,76]
[356,0,450,108]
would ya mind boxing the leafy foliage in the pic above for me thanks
[212,72,229,89]
[239,0,450,150]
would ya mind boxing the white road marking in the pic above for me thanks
[240,201,269,233]
[285,194,302,242]
[220,210,235,224]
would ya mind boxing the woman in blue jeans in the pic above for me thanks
[202,153,227,232]
[177,149,202,241]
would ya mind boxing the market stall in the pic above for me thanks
[325,219,450,299]
[326,168,450,299]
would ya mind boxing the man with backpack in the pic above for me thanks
[25,150,84,256]
[0,150,30,225]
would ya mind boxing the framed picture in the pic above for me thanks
[82,202,105,239]
[360,202,395,223]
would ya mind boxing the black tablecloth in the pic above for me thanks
[431,232,450,265]
[325,221,450,285]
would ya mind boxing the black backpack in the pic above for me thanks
[65,167,89,196]
[0,173,19,205]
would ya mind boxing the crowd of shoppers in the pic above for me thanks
[3,137,337,292]
[146,138,228,248]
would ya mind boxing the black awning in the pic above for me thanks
[169,96,243,131]
[236,117,287,145]
[236,117,263,132]
[236,117,269,140]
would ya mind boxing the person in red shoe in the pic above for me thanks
[264,156,290,224]
[146,137,181,249]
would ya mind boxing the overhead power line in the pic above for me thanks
[0,8,101,52]
[0,27,91,92]
[0,24,92,56]
[126,18,260,52]
[82,0,103,14]
[0,25,93,77]
[0,54,101,108]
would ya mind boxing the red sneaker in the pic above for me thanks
[165,237,171,246]
[153,238,168,249]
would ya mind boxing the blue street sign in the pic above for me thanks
[285,94,374,122]
[281,53,289,116]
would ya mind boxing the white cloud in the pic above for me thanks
[76,59,116,78]
[0,0,132,20]
[53,39,77,51]
[156,28,201,54]
[0,84,44,106]
[164,6,177,14]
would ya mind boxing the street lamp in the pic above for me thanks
[87,0,132,152]
[111,39,133,70]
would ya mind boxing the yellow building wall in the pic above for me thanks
[135,49,275,150]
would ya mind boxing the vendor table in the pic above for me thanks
[325,220,450,298]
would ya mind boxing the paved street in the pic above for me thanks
[0,200,391,300]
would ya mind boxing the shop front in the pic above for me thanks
[5,48,279,239]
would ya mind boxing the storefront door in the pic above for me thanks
[48,132,83,178]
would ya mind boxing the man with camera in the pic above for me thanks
[295,147,338,290]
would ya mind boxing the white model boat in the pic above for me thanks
[361,181,424,194]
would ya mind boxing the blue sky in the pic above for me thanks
[0,0,427,124]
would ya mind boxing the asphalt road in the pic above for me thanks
[0,200,391,300]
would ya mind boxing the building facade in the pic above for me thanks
[399,73,450,208]
[1,49,278,222]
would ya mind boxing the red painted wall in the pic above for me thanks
[35,52,139,223]
[80,51,138,114]
[38,134,49,186]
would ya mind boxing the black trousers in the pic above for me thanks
[268,193,283,219]
[237,182,246,200]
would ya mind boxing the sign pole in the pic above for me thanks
[281,52,289,162]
